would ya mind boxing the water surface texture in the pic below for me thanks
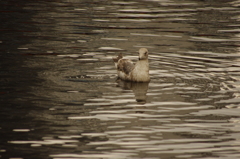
[1,0,240,159]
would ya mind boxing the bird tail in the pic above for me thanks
[112,53,123,68]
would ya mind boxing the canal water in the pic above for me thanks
[1,0,240,158]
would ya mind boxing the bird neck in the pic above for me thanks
[135,59,149,71]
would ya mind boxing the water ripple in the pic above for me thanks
[3,0,240,159]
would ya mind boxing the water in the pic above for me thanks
[1,0,240,158]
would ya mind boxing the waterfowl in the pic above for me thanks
[113,48,150,82]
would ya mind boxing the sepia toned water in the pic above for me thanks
[1,0,240,158]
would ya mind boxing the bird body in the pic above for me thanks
[113,48,150,82]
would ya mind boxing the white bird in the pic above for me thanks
[112,48,150,82]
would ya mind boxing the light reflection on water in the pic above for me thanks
[1,0,240,159]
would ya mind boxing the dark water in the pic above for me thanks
[1,0,240,158]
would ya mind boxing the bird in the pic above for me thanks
[112,48,150,82]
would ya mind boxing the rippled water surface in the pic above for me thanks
[1,0,240,158]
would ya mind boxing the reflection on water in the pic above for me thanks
[1,0,240,158]
[116,80,149,103]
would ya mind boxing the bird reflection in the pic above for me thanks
[116,79,149,104]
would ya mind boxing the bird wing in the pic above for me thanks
[112,53,123,63]
[117,59,135,75]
